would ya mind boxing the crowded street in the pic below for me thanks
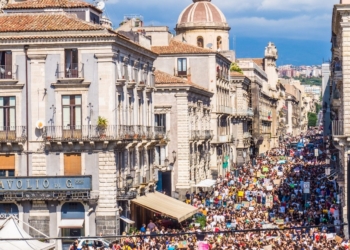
[70,129,348,250]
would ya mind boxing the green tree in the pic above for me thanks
[308,112,317,127]
[315,103,322,114]
[230,63,243,74]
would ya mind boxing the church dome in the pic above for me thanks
[176,0,229,30]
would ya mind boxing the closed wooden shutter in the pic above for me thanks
[0,155,15,170]
[4,51,12,79]
[64,154,81,176]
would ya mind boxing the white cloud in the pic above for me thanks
[228,14,332,40]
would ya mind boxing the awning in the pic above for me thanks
[59,219,84,229]
[0,216,55,250]
[131,192,198,222]
[120,216,135,224]
[194,179,217,187]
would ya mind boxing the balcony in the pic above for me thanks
[43,125,165,142]
[199,130,213,140]
[233,108,254,118]
[190,130,200,141]
[0,65,22,88]
[217,106,233,115]
[54,63,88,87]
[332,120,344,136]
[0,126,26,142]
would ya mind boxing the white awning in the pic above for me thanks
[59,219,84,229]
[194,179,217,187]
[120,216,135,224]
[0,216,55,250]
[132,192,198,222]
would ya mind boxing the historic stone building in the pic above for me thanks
[330,0,350,238]
[237,43,280,155]
[0,0,167,248]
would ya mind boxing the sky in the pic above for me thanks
[101,0,338,66]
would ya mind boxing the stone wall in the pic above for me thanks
[29,216,50,237]
[32,154,46,176]
[96,216,116,236]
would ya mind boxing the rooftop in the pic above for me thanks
[152,40,214,55]
[0,13,105,32]
[154,70,210,92]
[4,0,102,13]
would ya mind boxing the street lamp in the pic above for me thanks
[125,174,134,188]
[164,158,169,167]
[172,151,177,162]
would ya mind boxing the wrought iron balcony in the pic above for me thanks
[117,187,137,200]
[56,63,84,80]
[332,120,344,136]
[190,130,200,141]
[199,130,213,140]
[43,125,165,142]
[0,65,18,80]
[0,126,26,142]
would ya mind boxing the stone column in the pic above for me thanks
[175,93,190,196]
[96,151,117,236]
[27,54,47,150]
[95,53,117,124]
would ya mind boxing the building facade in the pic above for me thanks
[0,0,167,248]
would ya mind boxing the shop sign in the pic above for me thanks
[0,213,18,219]
[0,176,92,192]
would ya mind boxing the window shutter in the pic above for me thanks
[4,52,12,78]
[0,155,15,170]
[64,154,81,176]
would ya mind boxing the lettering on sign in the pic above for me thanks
[0,176,91,192]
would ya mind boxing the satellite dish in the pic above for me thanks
[206,43,213,49]
[36,120,45,130]
[96,1,105,10]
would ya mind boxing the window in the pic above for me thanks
[177,58,187,76]
[217,36,222,50]
[0,51,12,79]
[155,114,166,129]
[65,49,78,78]
[197,37,204,48]
[0,155,15,177]
[62,95,82,130]
[0,97,15,130]
[64,153,81,176]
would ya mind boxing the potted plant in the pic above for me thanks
[97,116,108,138]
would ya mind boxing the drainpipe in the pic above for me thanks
[24,45,29,176]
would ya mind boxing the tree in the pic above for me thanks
[308,112,317,127]
[230,63,243,74]
[315,103,322,114]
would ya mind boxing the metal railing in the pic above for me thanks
[56,63,84,79]
[217,106,254,117]
[332,120,344,136]
[0,65,18,80]
[199,130,213,140]
[43,125,165,141]
[0,126,26,142]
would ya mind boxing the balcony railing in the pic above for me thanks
[0,126,26,142]
[332,120,344,136]
[199,130,213,140]
[0,65,18,80]
[190,130,200,140]
[217,106,254,117]
[43,125,165,141]
[56,63,84,79]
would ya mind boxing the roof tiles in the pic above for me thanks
[152,40,214,55]
[0,13,104,32]
[154,70,210,92]
[4,0,101,12]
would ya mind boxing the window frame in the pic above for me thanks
[0,96,16,130]
[62,95,82,130]
[177,58,187,76]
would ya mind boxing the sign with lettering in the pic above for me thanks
[0,176,92,192]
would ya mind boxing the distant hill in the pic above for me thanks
[294,77,321,86]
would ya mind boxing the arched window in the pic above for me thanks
[217,36,222,50]
[197,36,204,48]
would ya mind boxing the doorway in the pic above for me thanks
[156,171,172,196]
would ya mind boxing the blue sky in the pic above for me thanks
[101,0,337,66]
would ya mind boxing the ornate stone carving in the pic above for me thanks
[0,0,7,11]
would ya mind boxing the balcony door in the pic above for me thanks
[65,49,78,78]
[0,51,12,79]
[62,95,82,139]
[0,97,15,140]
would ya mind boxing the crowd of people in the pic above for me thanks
[72,131,349,250]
